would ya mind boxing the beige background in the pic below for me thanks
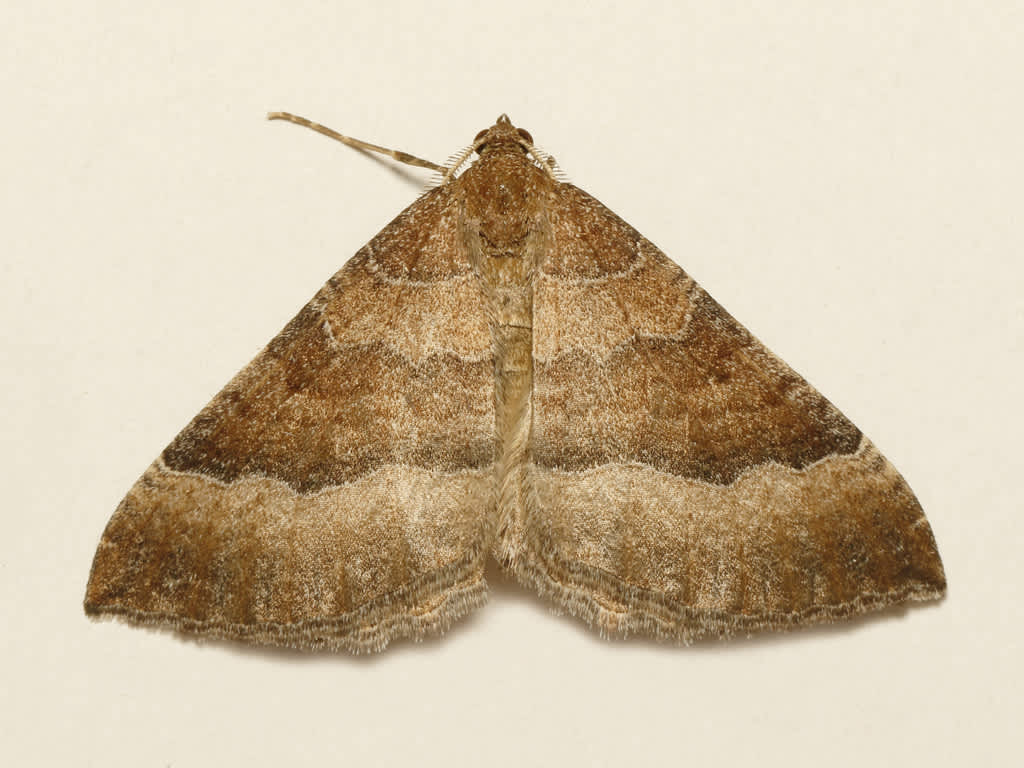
[3,1,1021,765]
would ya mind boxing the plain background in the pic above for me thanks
[3,2,1021,765]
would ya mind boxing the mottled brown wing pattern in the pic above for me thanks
[87,114,945,652]
[84,185,497,652]
[518,184,946,641]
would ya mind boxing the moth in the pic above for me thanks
[85,113,946,652]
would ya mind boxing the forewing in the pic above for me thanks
[85,185,497,652]
[521,184,945,640]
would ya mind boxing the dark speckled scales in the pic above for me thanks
[85,116,945,651]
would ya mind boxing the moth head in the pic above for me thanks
[473,114,534,156]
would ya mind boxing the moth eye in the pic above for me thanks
[517,128,533,144]
[474,129,488,143]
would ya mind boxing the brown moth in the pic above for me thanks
[84,114,946,652]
